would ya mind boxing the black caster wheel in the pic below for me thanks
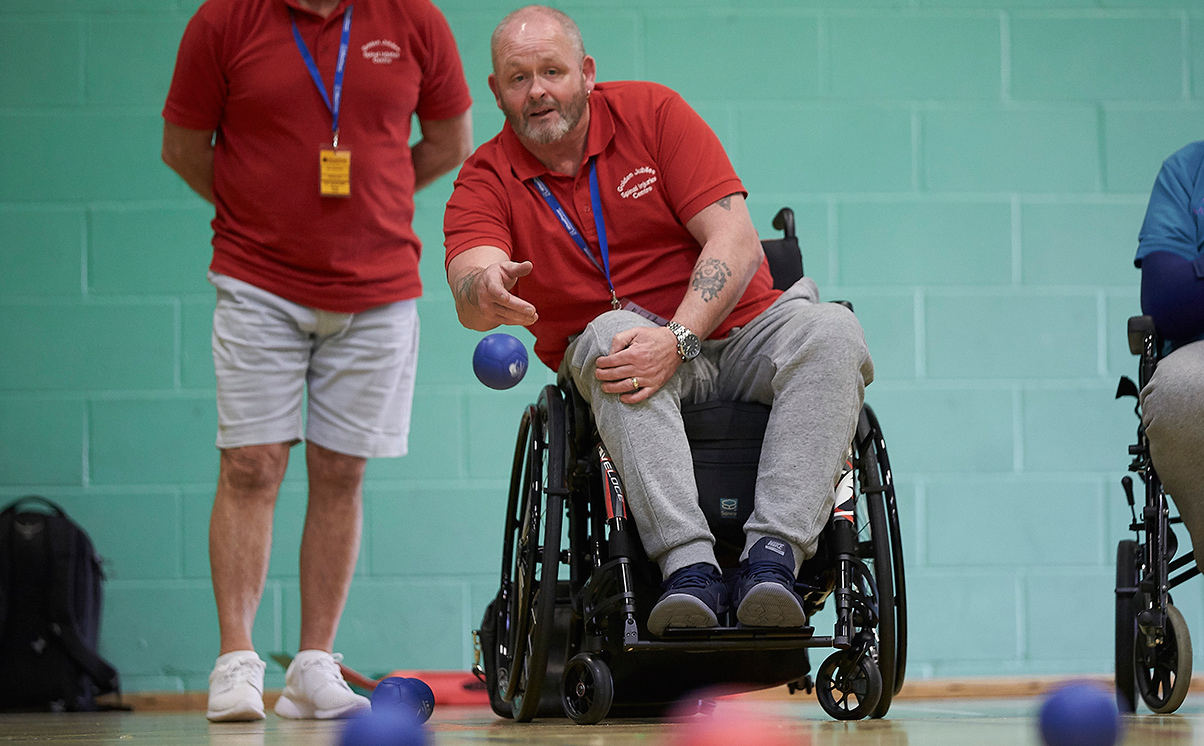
[1137,603,1193,714]
[561,653,614,724]
[816,649,883,720]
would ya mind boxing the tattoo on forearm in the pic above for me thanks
[691,258,731,302]
[716,195,732,211]
[456,269,483,305]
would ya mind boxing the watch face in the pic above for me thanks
[681,336,701,359]
[669,321,701,360]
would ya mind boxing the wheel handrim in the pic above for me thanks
[854,408,895,718]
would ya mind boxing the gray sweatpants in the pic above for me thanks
[564,277,874,577]
[1141,338,1204,571]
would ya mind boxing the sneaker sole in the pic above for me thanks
[274,692,370,720]
[736,582,807,627]
[206,703,265,722]
[647,593,721,636]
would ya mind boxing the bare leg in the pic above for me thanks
[298,442,367,652]
[211,443,290,655]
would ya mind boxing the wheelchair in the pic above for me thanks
[1114,314,1199,713]
[473,208,907,723]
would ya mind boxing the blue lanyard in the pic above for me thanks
[532,159,619,308]
[291,5,353,146]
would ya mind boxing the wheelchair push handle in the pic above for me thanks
[771,207,795,239]
[1127,315,1157,357]
[1127,315,1160,388]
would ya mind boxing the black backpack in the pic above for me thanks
[0,496,121,711]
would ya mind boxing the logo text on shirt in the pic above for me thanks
[618,166,657,200]
[361,40,401,64]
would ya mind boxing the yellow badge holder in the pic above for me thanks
[292,6,354,198]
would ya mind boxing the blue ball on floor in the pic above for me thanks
[371,676,435,724]
[338,710,428,746]
[1038,681,1121,746]
[473,333,528,390]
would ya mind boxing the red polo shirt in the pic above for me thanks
[444,80,780,371]
[164,0,471,312]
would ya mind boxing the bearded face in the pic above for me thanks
[500,77,590,145]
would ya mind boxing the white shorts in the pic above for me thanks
[209,271,418,458]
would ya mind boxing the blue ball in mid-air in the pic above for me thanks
[473,333,528,390]
[371,676,435,724]
[1037,681,1121,746]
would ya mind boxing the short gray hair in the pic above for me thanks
[490,5,586,74]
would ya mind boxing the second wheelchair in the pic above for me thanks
[1115,314,1198,714]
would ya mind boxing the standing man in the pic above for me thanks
[444,6,872,637]
[162,0,472,722]
[1134,140,1204,571]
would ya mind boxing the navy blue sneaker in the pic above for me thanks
[647,563,729,636]
[733,537,806,627]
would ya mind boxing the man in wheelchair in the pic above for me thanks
[1135,139,1204,570]
[443,5,874,636]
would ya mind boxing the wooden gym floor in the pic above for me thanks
[0,681,1200,746]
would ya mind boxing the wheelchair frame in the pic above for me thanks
[1115,314,1198,714]
[474,209,908,723]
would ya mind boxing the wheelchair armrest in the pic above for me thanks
[1127,315,1157,357]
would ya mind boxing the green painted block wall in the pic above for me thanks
[0,0,1200,692]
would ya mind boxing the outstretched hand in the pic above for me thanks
[459,260,538,328]
[594,326,681,404]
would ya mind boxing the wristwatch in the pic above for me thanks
[667,321,701,362]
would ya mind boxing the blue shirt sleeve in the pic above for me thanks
[1135,140,1204,268]
[1141,250,1204,343]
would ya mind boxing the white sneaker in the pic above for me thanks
[207,651,266,722]
[273,650,371,720]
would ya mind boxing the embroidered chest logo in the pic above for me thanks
[361,40,401,64]
[1194,197,1203,217]
[618,166,657,200]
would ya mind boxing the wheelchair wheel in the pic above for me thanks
[816,649,883,721]
[1136,603,1192,713]
[561,653,614,725]
[495,385,568,722]
[853,404,903,718]
[1115,539,1138,713]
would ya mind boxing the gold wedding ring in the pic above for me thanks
[630,377,640,391]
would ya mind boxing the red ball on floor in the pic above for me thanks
[662,695,803,746]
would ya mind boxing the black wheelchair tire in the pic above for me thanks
[561,653,614,725]
[1136,602,1192,713]
[855,406,896,719]
[1115,539,1138,713]
[816,649,883,721]
[490,404,533,718]
[498,386,568,722]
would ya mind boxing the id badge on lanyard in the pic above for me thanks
[319,148,351,197]
[292,6,353,197]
